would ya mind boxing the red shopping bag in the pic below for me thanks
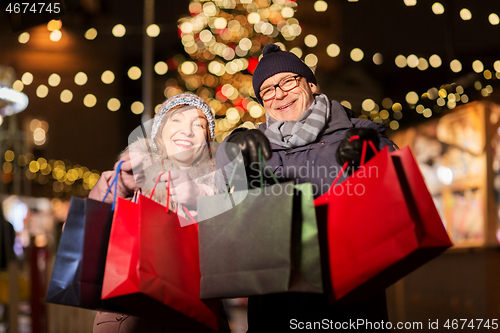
[101,173,219,332]
[315,143,453,303]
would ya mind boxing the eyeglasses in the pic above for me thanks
[259,75,301,102]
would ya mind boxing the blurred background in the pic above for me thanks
[0,0,499,332]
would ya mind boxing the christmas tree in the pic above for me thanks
[171,0,302,142]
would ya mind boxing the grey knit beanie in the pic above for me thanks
[252,44,317,104]
[150,93,215,150]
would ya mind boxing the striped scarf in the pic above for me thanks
[265,94,352,148]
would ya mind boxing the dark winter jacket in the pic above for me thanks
[217,99,396,332]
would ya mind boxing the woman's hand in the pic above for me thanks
[161,170,210,208]
[111,153,145,197]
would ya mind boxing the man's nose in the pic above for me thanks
[274,86,287,99]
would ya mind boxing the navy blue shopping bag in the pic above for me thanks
[46,162,126,311]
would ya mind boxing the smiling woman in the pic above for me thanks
[88,93,230,333]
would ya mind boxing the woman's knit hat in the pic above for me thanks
[150,93,215,149]
[252,44,317,104]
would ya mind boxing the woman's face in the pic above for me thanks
[161,107,209,167]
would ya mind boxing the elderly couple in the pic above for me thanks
[89,44,396,332]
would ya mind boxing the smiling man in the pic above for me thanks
[221,44,398,332]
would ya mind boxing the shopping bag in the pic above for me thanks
[315,143,453,302]
[46,162,125,311]
[101,172,219,332]
[197,153,323,299]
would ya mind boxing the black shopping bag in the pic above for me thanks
[46,163,125,311]
[197,181,323,299]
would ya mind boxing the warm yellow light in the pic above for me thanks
[214,17,227,29]
[18,32,30,44]
[281,7,294,18]
[380,110,389,119]
[0,116,3,126]
[392,103,402,112]
[131,101,144,114]
[154,61,168,75]
[50,30,62,42]
[154,104,161,114]
[362,99,375,111]
[47,19,62,31]
[304,34,318,48]
[199,30,212,43]
[389,120,399,130]
[239,38,252,51]
[36,85,49,98]
[4,150,14,162]
[84,94,97,108]
[404,0,416,6]
[326,44,340,57]
[341,101,352,109]
[423,109,433,118]
[407,54,419,68]
[48,73,61,87]
[146,24,160,37]
[406,91,419,104]
[350,48,364,62]
[472,60,484,73]
[12,80,24,92]
[249,104,264,118]
[107,98,120,111]
[180,61,197,75]
[494,60,500,72]
[290,47,303,59]
[304,54,318,67]
[247,13,260,24]
[489,13,500,25]
[438,89,447,98]
[85,28,97,40]
[373,53,383,65]
[432,2,445,14]
[33,128,46,142]
[180,22,194,34]
[101,70,115,84]
[74,72,88,86]
[429,54,442,68]
[203,2,217,16]
[128,66,142,80]
[30,119,41,132]
[395,55,407,68]
[22,72,33,85]
[60,89,73,103]
[460,8,472,21]
[415,105,424,114]
[112,24,126,37]
[418,58,429,71]
[314,0,328,12]
[450,59,462,73]
[437,97,445,106]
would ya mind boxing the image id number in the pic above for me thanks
[5,2,61,14]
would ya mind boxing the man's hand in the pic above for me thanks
[225,129,272,168]
[336,128,380,172]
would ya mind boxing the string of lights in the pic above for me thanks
[2,149,100,198]
[4,0,500,137]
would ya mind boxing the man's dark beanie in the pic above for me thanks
[252,43,317,104]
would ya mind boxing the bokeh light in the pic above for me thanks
[112,24,126,37]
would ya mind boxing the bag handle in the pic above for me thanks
[150,171,171,214]
[327,136,378,194]
[102,160,124,210]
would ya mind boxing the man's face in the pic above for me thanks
[260,72,318,122]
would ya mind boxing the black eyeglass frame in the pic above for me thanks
[259,75,301,102]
